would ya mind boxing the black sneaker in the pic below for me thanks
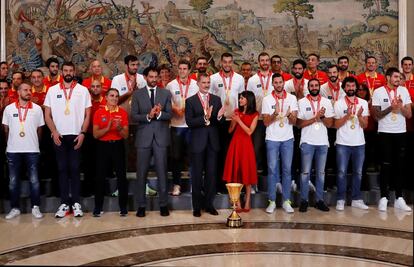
[93,209,102,217]
[315,200,330,212]
[299,200,308,212]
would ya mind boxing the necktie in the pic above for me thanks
[150,88,155,107]
[203,94,208,109]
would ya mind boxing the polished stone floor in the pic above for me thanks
[0,207,412,266]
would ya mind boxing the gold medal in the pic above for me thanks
[64,108,70,115]
[205,120,210,126]
[19,131,25,137]
[181,96,186,109]
[314,123,320,130]
[350,124,356,129]
[279,115,284,128]
[350,115,356,129]
[391,113,397,121]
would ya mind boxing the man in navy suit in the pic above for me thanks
[131,66,172,217]
[185,73,225,217]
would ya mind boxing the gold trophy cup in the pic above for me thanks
[226,183,243,228]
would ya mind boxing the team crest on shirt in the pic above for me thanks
[343,110,347,114]
[271,105,276,109]
[384,99,388,102]
[328,96,332,99]
[57,95,62,98]
[306,107,311,111]
[175,91,180,95]
[218,83,223,88]
[121,87,126,91]
[102,117,107,122]
[13,113,18,117]
[257,84,262,88]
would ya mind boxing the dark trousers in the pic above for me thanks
[378,132,407,198]
[0,132,8,198]
[217,120,231,192]
[94,140,128,212]
[54,135,81,205]
[82,133,97,196]
[191,146,217,211]
[7,153,40,208]
[252,120,267,172]
[325,128,337,188]
[292,127,301,186]
[170,127,191,186]
[406,131,414,190]
[39,126,59,196]
[136,140,168,208]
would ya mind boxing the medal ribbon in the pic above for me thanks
[258,71,272,95]
[16,101,31,133]
[197,92,210,114]
[219,70,234,97]
[306,94,321,116]
[272,90,286,114]
[328,81,340,101]
[345,96,358,115]
[60,81,76,112]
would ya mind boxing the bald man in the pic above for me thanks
[82,60,112,96]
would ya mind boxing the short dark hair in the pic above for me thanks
[272,72,284,82]
[106,88,120,96]
[365,56,376,63]
[258,52,270,61]
[46,57,59,68]
[239,91,256,115]
[195,56,208,63]
[61,61,75,70]
[143,66,159,77]
[328,64,339,72]
[356,83,370,101]
[307,78,320,88]
[292,59,307,69]
[178,59,191,69]
[337,56,349,63]
[18,81,33,90]
[12,71,24,79]
[0,79,9,87]
[385,67,400,77]
[401,56,413,65]
[0,61,7,67]
[307,53,320,60]
[157,64,171,72]
[221,52,233,60]
[341,76,359,89]
[241,62,251,67]
[31,69,44,77]
[124,55,138,65]
[197,72,209,82]
[271,55,282,62]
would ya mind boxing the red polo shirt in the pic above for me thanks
[93,106,128,141]
[356,72,386,96]
[82,75,112,96]
[31,85,48,106]
[303,69,328,84]
[89,96,107,133]
[43,75,63,89]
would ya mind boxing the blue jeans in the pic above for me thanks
[266,138,294,202]
[300,143,328,201]
[336,144,365,200]
[7,153,40,208]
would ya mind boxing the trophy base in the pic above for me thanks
[226,210,243,228]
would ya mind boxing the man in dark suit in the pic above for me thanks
[131,66,172,217]
[185,73,225,217]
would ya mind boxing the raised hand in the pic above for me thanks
[218,105,226,118]
[357,106,364,117]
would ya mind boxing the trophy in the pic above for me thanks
[226,183,243,228]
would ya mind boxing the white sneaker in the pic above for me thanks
[378,197,388,212]
[351,200,369,210]
[265,201,276,214]
[291,181,297,192]
[32,206,43,219]
[336,200,345,211]
[394,197,412,212]
[5,208,20,219]
[171,185,181,196]
[55,204,70,218]
[282,200,294,213]
[276,183,282,193]
[309,181,316,192]
[72,203,84,217]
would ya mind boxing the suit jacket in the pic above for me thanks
[185,93,223,153]
[131,87,172,148]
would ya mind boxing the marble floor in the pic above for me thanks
[0,207,412,266]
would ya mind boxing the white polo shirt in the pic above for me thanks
[2,102,44,153]
[372,86,412,133]
[247,72,274,117]
[111,73,147,96]
[167,78,199,127]
[320,82,346,104]
[262,92,298,142]
[44,83,92,135]
[334,97,369,146]
[297,96,334,146]
[209,71,244,119]
[284,78,309,97]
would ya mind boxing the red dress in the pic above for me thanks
[223,111,258,185]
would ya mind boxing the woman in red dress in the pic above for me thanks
[223,91,259,212]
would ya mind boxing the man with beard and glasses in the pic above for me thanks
[337,56,355,82]
[304,53,328,85]
[43,57,63,88]
[82,60,112,96]
[240,62,253,90]
[247,52,274,177]
[111,55,147,116]
[333,76,369,211]
[262,73,298,214]
[320,64,346,182]
[271,55,292,82]
[190,56,212,81]
[297,79,334,212]
[131,67,172,218]
[44,62,92,218]
[2,82,45,219]
[167,59,199,196]
[210,53,245,193]
[372,67,412,212]
[356,56,386,97]
[8,71,24,103]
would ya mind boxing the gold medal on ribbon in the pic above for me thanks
[391,112,397,121]
[17,102,30,138]
[279,115,284,128]
[314,123,320,130]
[350,115,356,129]
[181,96,186,109]
[19,131,25,137]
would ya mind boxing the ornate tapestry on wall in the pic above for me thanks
[4,0,398,78]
